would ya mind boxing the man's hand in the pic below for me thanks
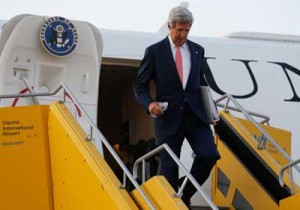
[148,102,164,117]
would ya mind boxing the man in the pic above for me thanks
[133,6,220,207]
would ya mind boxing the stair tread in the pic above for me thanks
[191,206,230,210]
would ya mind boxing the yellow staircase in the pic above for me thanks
[213,109,300,210]
[0,103,187,210]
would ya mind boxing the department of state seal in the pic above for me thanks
[40,16,78,57]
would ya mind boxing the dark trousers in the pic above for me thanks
[157,105,220,205]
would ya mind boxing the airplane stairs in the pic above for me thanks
[212,94,300,210]
[0,85,219,210]
[4,85,299,210]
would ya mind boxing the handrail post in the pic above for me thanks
[86,125,93,141]
[290,167,294,194]
[142,159,146,183]
[279,158,300,193]
[62,89,66,103]
[121,171,127,189]
[176,176,188,197]
[224,97,230,112]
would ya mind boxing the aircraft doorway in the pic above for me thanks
[98,58,155,180]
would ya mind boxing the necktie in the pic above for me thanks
[175,47,183,84]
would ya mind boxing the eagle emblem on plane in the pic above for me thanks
[40,16,78,57]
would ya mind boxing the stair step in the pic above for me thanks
[191,206,230,210]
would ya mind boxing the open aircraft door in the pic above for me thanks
[0,14,103,154]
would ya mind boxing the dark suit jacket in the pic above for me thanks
[134,37,210,138]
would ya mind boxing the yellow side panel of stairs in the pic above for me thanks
[1,102,188,210]
[131,176,188,210]
[48,102,138,210]
[213,137,278,210]
[280,193,300,210]
[0,105,53,210]
[219,112,298,191]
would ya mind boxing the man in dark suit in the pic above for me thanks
[133,6,220,207]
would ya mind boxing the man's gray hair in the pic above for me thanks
[168,6,194,28]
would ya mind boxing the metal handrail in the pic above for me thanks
[0,85,64,99]
[133,144,219,210]
[216,103,270,125]
[0,84,155,210]
[215,95,270,125]
[279,159,300,190]
[216,94,300,194]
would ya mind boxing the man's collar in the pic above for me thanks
[168,35,188,49]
